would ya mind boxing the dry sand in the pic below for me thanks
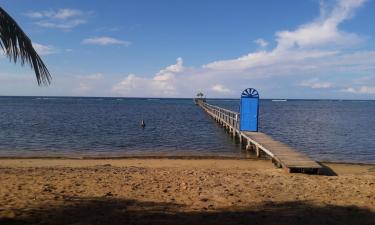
[0,158,374,225]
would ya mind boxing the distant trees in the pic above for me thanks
[196,92,204,98]
[0,7,51,85]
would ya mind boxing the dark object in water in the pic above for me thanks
[141,119,146,128]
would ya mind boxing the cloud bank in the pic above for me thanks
[10,0,374,99]
[112,58,183,96]
[108,0,374,98]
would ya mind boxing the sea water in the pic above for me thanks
[0,97,374,163]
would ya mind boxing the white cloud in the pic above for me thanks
[299,78,333,89]
[25,9,83,20]
[342,86,375,94]
[52,9,83,20]
[203,50,338,71]
[32,42,58,55]
[204,0,366,71]
[82,37,131,46]
[254,38,268,47]
[111,74,139,93]
[154,57,183,81]
[111,73,176,97]
[25,8,89,30]
[112,58,183,97]
[275,0,365,50]
[35,19,87,29]
[211,84,231,94]
[175,0,375,99]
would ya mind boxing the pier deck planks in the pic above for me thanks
[242,131,321,171]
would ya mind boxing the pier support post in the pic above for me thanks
[246,142,251,151]
[255,145,260,158]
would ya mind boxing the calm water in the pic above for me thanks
[0,97,374,163]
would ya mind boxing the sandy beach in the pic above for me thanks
[0,158,375,225]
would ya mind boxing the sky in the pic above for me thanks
[1,0,375,99]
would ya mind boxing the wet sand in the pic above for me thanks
[0,158,375,225]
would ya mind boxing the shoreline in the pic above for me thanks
[0,155,374,166]
[0,157,374,175]
[0,155,252,160]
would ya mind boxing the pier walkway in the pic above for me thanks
[197,100,322,174]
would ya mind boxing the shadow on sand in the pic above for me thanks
[318,163,338,176]
[1,197,374,225]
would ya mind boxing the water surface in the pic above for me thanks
[0,97,374,163]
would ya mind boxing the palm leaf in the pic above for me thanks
[0,7,51,85]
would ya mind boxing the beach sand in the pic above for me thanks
[0,158,374,225]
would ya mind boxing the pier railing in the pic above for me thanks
[201,102,240,131]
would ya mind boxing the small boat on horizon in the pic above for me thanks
[272,99,287,102]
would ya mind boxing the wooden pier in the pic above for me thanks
[197,100,322,174]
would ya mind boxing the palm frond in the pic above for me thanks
[0,7,51,85]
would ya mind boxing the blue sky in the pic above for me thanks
[1,0,375,99]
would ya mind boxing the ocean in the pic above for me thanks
[0,97,374,163]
